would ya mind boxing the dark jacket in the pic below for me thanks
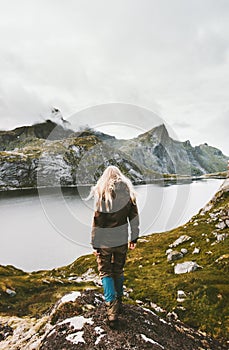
[91,181,139,249]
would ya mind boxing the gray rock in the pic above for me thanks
[166,311,179,321]
[167,251,183,262]
[174,261,201,274]
[181,248,188,255]
[215,221,226,230]
[177,290,187,302]
[209,212,219,221]
[216,233,228,242]
[169,235,191,248]
[149,302,166,313]
[192,247,200,254]
[177,290,186,299]
[5,288,16,297]
[138,238,150,243]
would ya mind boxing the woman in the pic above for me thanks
[88,165,139,329]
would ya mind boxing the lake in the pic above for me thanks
[0,179,223,272]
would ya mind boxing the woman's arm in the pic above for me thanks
[128,201,140,243]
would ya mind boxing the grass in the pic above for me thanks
[123,192,229,340]
[0,254,97,318]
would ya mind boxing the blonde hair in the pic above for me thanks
[87,165,136,211]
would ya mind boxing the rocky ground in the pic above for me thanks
[0,289,227,350]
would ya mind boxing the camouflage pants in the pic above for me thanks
[96,244,128,279]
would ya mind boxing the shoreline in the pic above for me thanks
[0,172,226,196]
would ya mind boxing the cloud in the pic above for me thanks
[172,122,191,129]
[0,0,228,153]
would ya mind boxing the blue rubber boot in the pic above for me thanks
[102,276,116,302]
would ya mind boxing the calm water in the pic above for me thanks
[0,179,223,272]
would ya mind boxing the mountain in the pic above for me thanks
[0,118,228,190]
[0,133,147,190]
[0,177,228,348]
[0,108,74,151]
[108,124,228,176]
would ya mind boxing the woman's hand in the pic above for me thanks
[128,242,136,250]
[93,250,100,257]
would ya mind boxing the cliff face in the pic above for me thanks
[0,135,146,190]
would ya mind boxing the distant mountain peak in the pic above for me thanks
[151,123,169,135]
[137,123,170,141]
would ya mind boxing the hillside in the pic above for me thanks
[0,178,228,348]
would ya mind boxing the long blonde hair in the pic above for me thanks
[87,165,137,211]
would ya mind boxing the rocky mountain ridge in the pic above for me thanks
[0,109,74,149]
[107,124,228,176]
[0,111,228,190]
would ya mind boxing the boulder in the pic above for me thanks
[180,248,188,255]
[192,247,200,254]
[169,235,191,248]
[215,221,226,230]
[216,233,228,242]
[177,290,186,299]
[5,288,16,297]
[174,261,201,274]
[209,213,218,220]
[167,251,183,262]
[177,290,187,302]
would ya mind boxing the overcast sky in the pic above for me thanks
[0,0,228,154]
